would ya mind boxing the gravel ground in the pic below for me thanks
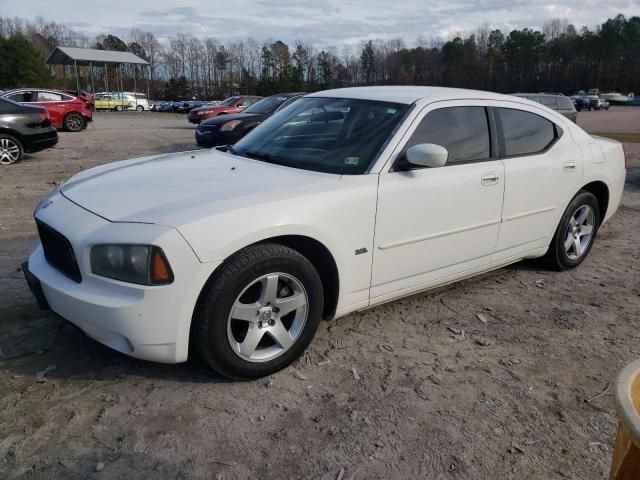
[0,107,638,479]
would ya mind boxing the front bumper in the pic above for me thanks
[195,127,237,147]
[24,193,219,363]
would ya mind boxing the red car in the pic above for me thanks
[188,96,263,124]
[2,89,94,132]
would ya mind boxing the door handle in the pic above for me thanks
[481,172,499,185]
[563,161,577,171]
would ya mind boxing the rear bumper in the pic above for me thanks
[23,130,58,153]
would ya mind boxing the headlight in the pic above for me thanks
[220,120,242,131]
[197,110,208,115]
[90,245,174,285]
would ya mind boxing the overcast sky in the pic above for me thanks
[5,0,640,46]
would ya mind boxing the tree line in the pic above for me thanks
[0,14,638,99]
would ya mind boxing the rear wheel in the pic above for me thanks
[136,105,144,111]
[115,105,123,112]
[63,112,85,132]
[545,191,600,270]
[193,244,324,379]
[0,134,23,165]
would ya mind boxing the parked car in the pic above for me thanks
[158,101,177,112]
[571,92,592,111]
[594,98,610,110]
[188,96,263,124]
[94,94,130,112]
[112,92,149,111]
[22,86,626,379]
[2,88,93,132]
[0,97,58,164]
[195,92,305,147]
[512,93,577,122]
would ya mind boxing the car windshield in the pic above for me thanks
[232,97,409,175]
[220,96,240,106]
[244,96,289,115]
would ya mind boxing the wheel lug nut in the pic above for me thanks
[268,319,275,326]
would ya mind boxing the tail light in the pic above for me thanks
[622,144,627,169]
[39,111,51,126]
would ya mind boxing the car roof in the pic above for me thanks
[308,86,520,105]
[3,88,67,94]
[270,92,307,98]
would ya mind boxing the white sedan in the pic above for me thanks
[23,87,626,379]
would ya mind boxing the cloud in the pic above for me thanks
[3,0,639,47]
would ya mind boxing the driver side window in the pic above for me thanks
[401,106,491,166]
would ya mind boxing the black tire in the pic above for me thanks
[136,105,144,111]
[0,133,24,165]
[193,244,324,379]
[63,112,86,132]
[544,190,600,270]
[115,105,123,112]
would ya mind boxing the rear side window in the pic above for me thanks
[403,106,491,164]
[37,92,63,101]
[540,96,559,110]
[496,108,557,156]
[558,97,574,110]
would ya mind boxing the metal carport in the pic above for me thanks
[45,46,150,109]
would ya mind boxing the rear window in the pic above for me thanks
[497,108,557,156]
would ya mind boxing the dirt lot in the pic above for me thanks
[0,107,638,479]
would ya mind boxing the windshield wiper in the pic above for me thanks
[243,150,288,167]
[224,144,245,157]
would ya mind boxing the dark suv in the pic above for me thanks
[0,97,58,165]
[512,93,577,123]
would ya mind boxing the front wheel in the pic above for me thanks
[545,191,600,270]
[114,105,123,112]
[136,105,144,111]
[193,244,324,379]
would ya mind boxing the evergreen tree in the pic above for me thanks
[0,35,51,89]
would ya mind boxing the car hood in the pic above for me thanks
[60,149,338,226]
[200,112,264,127]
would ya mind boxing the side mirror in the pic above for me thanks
[405,143,448,168]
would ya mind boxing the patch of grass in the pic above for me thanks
[591,132,640,143]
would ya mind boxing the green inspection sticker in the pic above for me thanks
[344,156,360,165]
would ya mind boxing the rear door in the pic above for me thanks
[371,102,505,301]
[34,91,66,127]
[492,105,582,261]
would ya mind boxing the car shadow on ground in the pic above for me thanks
[0,255,552,386]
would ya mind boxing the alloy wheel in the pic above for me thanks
[66,114,83,132]
[0,138,21,164]
[227,272,308,363]
[564,205,595,260]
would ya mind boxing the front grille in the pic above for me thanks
[36,220,82,283]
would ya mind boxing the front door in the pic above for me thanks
[371,103,505,301]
